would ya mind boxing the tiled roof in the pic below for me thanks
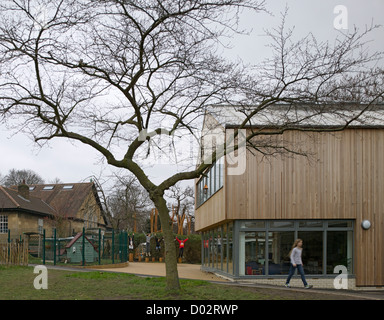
[1,182,108,226]
[0,186,55,216]
[28,183,95,218]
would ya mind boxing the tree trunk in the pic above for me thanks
[152,195,180,291]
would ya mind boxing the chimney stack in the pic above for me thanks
[18,180,30,200]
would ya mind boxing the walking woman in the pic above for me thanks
[285,239,313,289]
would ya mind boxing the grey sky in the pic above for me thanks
[1,0,383,187]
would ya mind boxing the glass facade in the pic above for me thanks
[240,232,266,275]
[201,222,234,274]
[196,157,224,207]
[268,231,294,275]
[202,220,354,278]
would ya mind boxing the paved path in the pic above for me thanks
[94,261,227,282]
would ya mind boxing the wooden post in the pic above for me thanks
[186,215,192,235]
[154,209,158,233]
[133,212,137,233]
[150,209,154,233]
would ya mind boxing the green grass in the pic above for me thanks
[0,265,351,300]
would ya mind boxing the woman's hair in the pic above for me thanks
[288,238,303,257]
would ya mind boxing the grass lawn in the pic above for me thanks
[0,265,356,300]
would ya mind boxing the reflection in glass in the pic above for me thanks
[268,232,294,275]
[298,231,323,275]
[270,221,294,228]
[327,231,353,274]
[239,232,266,276]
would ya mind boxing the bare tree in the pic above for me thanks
[0,0,383,290]
[0,173,5,185]
[167,183,194,235]
[3,168,45,187]
[107,173,152,231]
[49,177,63,184]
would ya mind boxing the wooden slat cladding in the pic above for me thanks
[195,188,225,231]
[224,128,384,286]
[226,129,380,219]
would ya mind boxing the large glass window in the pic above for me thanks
[209,229,215,267]
[222,224,227,272]
[228,223,233,274]
[215,161,220,192]
[212,228,218,268]
[203,219,354,277]
[268,232,294,275]
[270,221,294,229]
[240,221,265,229]
[217,227,223,269]
[327,231,353,274]
[298,231,323,275]
[218,156,224,189]
[203,232,209,267]
[240,232,266,276]
[196,157,224,207]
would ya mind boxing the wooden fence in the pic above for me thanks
[0,241,29,266]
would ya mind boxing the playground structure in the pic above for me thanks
[169,205,193,235]
[149,205,193,235]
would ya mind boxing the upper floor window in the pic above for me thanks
[196,157,224,207]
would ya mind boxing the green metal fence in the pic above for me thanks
[39,228,129,266]
[3,229,201,265]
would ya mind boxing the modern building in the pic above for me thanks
[195,105,384,289]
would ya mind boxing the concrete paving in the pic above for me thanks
[94,261,227,282]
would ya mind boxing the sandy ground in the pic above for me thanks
[95,261,228,282]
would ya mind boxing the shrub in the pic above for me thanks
[180,234,201,264]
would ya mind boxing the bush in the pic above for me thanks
[180,234,201,264]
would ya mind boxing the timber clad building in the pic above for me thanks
[195,105,384,289]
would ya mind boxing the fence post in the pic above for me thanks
[98,228,101,265]
[82,227,85,266]
[102,233,105,259]
[43,229,46,265]
[119,231,122,262]
[53,228,56,266]
[7,229,10,261]
[112,229,115,264]
[124,231,128,262]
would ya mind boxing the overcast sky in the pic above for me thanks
[1,0,383,189]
